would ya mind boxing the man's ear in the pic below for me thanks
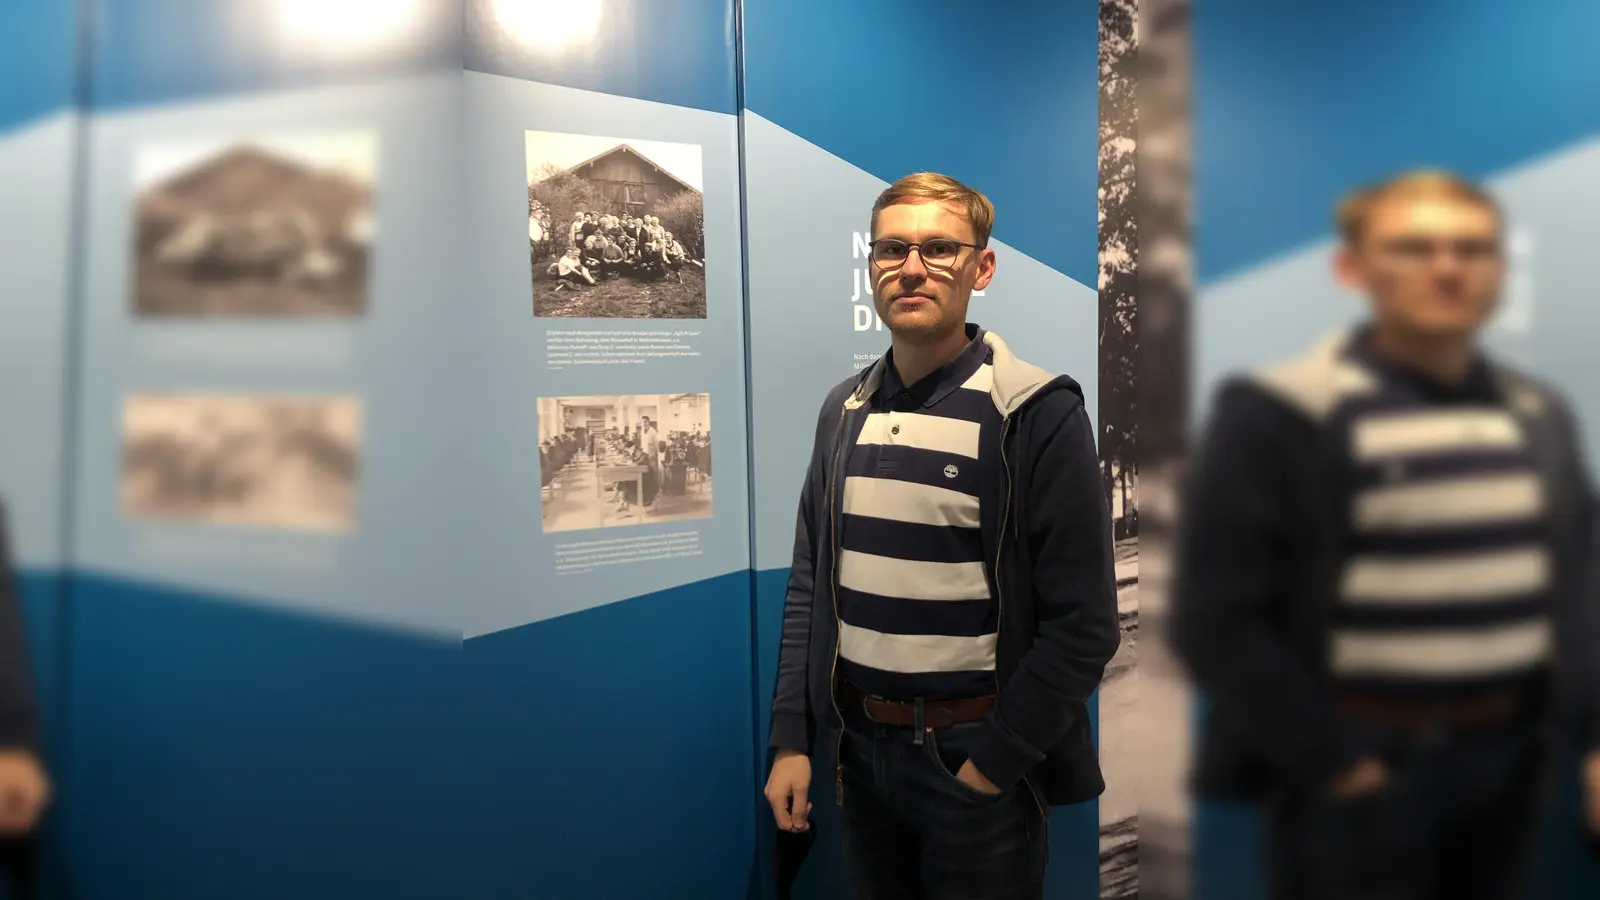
[970,247,997,292]
[1333,244,1364,292]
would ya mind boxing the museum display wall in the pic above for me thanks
[0,2,1110,898]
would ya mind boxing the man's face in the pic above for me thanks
[870,200,996,344]
[1337,194,1504,341]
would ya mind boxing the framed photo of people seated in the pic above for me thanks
[536,392,713,533]
[129,131,378,318]
[526,129,707,319]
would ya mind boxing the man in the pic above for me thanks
[763,172,1119,899]
[0,500,49,837]
[640,416,663,508]
[1172,170,1600,900]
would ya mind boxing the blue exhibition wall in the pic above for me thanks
[458,0,757,897]
[740,2,1102,897]
[1193,1,1600,898]
[0,7,81,886]
[0,2,1100,899]
[61,1,472,898]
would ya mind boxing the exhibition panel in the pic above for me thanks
[1,2,1112,898]
[1191,2,1600,898]
[740,2,1105,897]
[457,2,758,896]
[0,0,82,831]
[60,2,469,898]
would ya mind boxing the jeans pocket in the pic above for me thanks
[924,726,1008,803]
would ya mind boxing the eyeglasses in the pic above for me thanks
[868,238,981,271]
[1373,237,1502,267]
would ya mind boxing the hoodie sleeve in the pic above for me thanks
[964,392,1121,792]
[0,501,39,752]
[767,389,843,754]
[1549,393,1600,753]
[1167,379,1370,788]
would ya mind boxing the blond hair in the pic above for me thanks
[1335,169,1502,245]
[871,172,996,247]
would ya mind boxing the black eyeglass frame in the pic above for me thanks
[866,238,984,271]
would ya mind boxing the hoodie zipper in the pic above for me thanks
[994,415,1047,821]
[828,403,849,806]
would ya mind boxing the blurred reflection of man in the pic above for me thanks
[763,172,1118,899]
[0,500,50,837]
[1173,170,1600,900]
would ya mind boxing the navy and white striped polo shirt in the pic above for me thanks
[1327,342,1552,698]
[836,336,1002,701]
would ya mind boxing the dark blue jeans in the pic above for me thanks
[838,712,1048,900]
[1266,715,1548,900]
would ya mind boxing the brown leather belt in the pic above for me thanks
[842,682,995,728]
[1334,688,1530,731]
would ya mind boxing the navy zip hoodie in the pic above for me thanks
[767,325,1120,805]
[1172,330,1600,800]
[0,500,39,752]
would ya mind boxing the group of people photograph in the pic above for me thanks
[526,132,708,319]
[545,211,697,292]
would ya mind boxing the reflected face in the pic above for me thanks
[1338,194,1505,341]
[870,200,995,344]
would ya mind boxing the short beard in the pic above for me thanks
[876,289,962,345]
[885,315,956,345]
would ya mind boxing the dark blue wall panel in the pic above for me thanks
[86,0,463,112]
[463,0,738,115]
[741,0,1097,287]
[1196,0,1600,284]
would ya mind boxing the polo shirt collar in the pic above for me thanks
[1345,322,1499,402]
[879,324,989,409]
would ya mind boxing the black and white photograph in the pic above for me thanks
[131,131,377,317]
[538,393,713,533]
[1098,0,1141,896]
[120,393,363,533]
[527,130,707,319]
[1134,0,1194,896]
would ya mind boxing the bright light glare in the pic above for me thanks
[491,0,603,50]
[272,0,429,56]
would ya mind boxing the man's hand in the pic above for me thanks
[1326,756,1388,800]
[0,750,49,835]
[956,759,1002,797]
[1582,750,1600,835]
[766,749,812,832]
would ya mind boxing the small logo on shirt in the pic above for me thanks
[943,464,959,479]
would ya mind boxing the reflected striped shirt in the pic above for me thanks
[837,337,1002,700]
[1328,344,1552,697]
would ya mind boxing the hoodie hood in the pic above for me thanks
[844,326,1061,418]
